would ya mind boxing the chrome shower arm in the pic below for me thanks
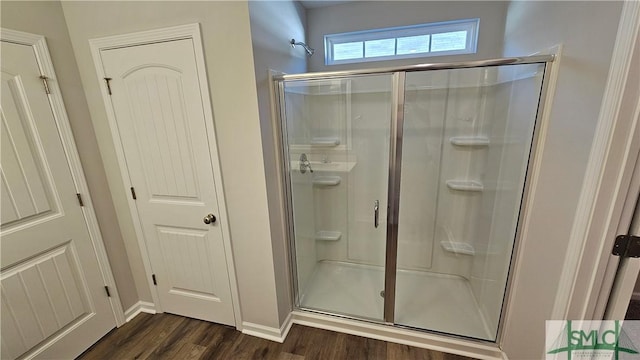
[290,39,315,56]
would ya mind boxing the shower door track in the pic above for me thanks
[272,55,554,81]
[273,53,556,345]
[295,305,495,344]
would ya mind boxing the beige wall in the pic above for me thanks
[306,1,508,72]
[0,1,139,311]
[248,0,308,324]
[60,1,282,328]
[500,1,623,358]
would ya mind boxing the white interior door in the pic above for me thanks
[99,39,235,325]
[1,40,116,359]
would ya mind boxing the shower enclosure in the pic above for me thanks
[273,56,552,342]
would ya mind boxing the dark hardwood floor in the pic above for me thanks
[77,313,475,360]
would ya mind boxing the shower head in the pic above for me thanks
[290,39,315,56]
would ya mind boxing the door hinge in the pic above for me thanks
[612,235,640,258]
[152,274,157,286]
[104,286,111,297]
[130,187,137,200]
[39,75,51,94]
[104,77,113,95]
[76,193,84,207]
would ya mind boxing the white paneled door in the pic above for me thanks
[99,38,235,325]
[0,41,116,358]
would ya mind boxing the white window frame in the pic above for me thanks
[324,18,479,66]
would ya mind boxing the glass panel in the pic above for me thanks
[283,74,394,321]
[397,35,430,55]
[431,30,467,52]
[364,38,395,58]
[324,18,478,65]
[333,41,364,61]
[395,64,545,340]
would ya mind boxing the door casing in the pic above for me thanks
[89,23,243,329]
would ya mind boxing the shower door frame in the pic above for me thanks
[273,55,555,343]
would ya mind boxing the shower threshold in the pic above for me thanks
[299,260,493,340]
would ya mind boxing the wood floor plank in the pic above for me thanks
[81,314,185,360]
[281,324,337,359]
[196,322,241,360]
[332,332,387,360]
[444,352,477,360]
[126,315,174,358]
[299,327,338,360]
[276,353,305,360]
[144,315,203,359]
[78,313,476,360]
[77,312,154,360]
[172,342,207,360]
[125,313,186,359]
[387,342,469,360]
[279,324,307,355]
[225,332,283,360]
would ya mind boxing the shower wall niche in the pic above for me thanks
[279,62,546,341]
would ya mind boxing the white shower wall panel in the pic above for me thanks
[397,71,447,271]
[286,91,318,295]
[311,69,506,278]
[285,92,310,147]
[307,92,348,147]
[291,171,317,296]
[398,68,498,280]
[470,66,544,335]
[436,70,490,269]
[345,89,392,265]
[315,177,349,261]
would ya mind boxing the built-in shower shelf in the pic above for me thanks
[449,136,490,147]
[446,180,484,192]
[311,137,341,147]
[315,231,342,241]
[440,241,475,256]
[313,176,341,186]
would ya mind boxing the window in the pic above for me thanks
[324,19,479,65]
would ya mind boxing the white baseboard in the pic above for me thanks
[241,312,293,343]
[124,301,157,322]
[290,310,504,360]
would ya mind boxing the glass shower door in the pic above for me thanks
[393,64,546,340]
[282,74,394,321]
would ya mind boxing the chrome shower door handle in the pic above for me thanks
[374,200,379,228]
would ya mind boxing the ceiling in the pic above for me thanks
[298,0,354,9]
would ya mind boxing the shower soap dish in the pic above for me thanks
[315,231,342,241]
[446,180,483,192]
[440,241,475,256]
[313,176,341,186]
[449,136,489,147]
[311,137,340,146]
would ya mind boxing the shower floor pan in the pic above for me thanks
[299,260,492,340]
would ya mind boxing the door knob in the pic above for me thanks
[203,213,216,225]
